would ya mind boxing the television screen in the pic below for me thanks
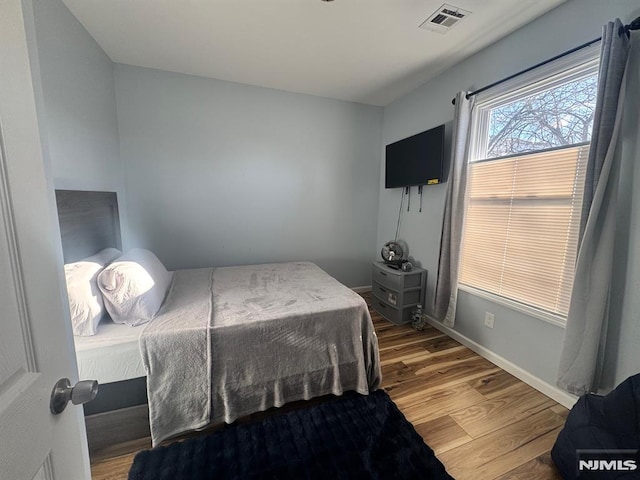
[385,124,445,188]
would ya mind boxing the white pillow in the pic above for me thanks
[65,248,122,337]
[98,248,174,327]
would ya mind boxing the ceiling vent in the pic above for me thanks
[419,4,471,34]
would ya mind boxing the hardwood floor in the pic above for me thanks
[90,292,567,479]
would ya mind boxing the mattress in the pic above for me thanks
[73,318,146,384]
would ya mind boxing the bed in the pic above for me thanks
[57,190,382,446]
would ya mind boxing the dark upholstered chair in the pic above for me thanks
[551,374,640,479]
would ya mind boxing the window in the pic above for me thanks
[459,50,599,323]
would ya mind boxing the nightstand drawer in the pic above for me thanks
[372,264,403,290]
[372,283,420,307]
[371,297,413,325]
[373,283,398,306]
[372,263,423,290]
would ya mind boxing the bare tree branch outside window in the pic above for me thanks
[487,74,598,158]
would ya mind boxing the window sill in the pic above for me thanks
[458,284,566,329]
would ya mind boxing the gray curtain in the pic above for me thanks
[434,91,474,327]
[557,19,631,396]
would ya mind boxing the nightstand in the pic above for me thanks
[371,262,427,325]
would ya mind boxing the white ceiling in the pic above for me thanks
[62,0,566,106]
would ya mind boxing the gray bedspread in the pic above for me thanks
[140,262,381,446]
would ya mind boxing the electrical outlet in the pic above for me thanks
[484,312,495,328]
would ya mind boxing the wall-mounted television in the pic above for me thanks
[385,124,445,188]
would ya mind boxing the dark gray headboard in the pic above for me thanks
[55,190,122,264]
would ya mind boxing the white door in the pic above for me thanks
[0,0,91,479]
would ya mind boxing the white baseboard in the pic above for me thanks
[424,315,578,409]
[352,285,371,293]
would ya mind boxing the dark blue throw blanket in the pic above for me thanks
[552,373,640,479]
[129,390,453,480]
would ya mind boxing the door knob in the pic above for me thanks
[50,378,99,414]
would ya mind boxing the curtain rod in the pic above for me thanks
[451,16,640,105]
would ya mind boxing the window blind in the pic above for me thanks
[459,144,589,317]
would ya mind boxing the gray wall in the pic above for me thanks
[115,64,382,286]
[378,0,640,388]
[30,0,127,244]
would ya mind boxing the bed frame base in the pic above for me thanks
[85,404,150,459]
[84,377,147,415]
